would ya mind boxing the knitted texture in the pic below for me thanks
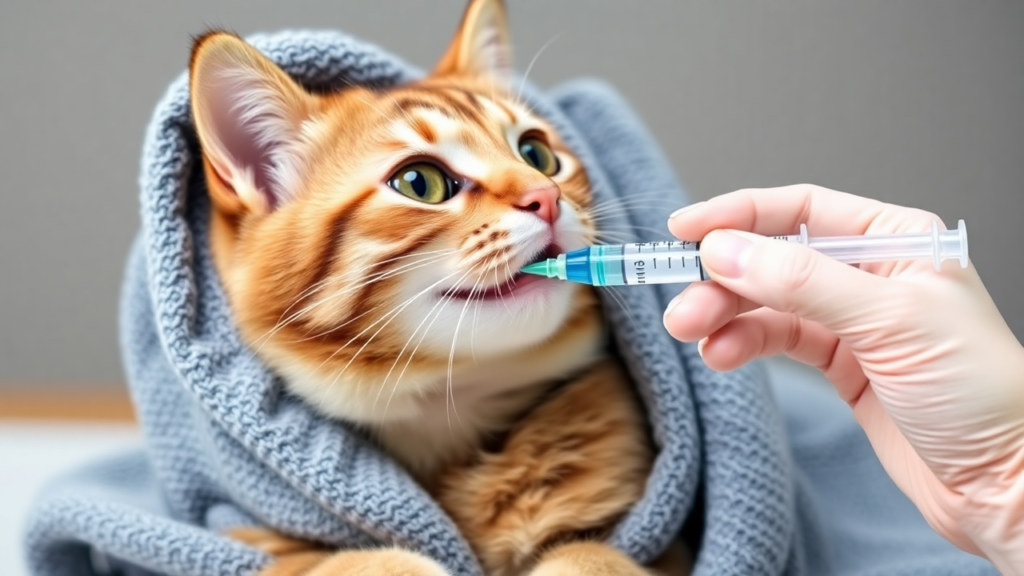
[23,30,996,576]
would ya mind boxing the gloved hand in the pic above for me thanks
[663,184,1024,575]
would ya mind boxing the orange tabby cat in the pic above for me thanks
[188,0,689,574]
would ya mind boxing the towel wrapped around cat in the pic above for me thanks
[23,25,997,576]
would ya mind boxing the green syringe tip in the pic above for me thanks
[521,258,559,278]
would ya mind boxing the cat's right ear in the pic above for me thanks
[189,32,315,216]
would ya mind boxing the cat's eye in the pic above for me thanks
[388,162,458,204]
[518,136,559,176]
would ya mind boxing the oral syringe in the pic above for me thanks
[520,220,968,287]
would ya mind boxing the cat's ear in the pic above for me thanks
[433,0,513,81]
[189,32,315,216]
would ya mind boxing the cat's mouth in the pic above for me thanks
[446,243,561,301]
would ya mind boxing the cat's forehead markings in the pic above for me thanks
[414,108,462,138]
[467,96,509,128]
[378,119,491,180]
[385,110,461,150]
[390,89,481,123]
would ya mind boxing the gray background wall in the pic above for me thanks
[1,1,1021,388]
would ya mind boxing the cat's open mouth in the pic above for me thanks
[447,243,561,301]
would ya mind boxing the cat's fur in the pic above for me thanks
[188,0,689,574]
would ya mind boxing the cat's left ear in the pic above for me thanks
[433,0,513,81]
[189,32,316,217]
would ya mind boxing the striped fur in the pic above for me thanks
[192,1,687,574]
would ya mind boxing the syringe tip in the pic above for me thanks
[521,259,557,278]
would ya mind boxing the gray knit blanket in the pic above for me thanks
[23,30,996,576]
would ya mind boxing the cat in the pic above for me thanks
[188,0,690,574]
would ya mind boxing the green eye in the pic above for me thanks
[388,163,457,204]
[518,137,559,176]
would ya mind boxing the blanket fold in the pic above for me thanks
[23,29,997,576]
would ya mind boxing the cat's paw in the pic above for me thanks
[226,526,324,556]
[225,529,448,576]
[528,542,652,576]
[306,548,451,576]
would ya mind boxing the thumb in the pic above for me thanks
[699,229,894,332]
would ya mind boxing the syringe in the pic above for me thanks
[521,220,968,287]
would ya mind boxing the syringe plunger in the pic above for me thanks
[795,220,968,271]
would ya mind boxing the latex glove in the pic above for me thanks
[663,185,1024,575]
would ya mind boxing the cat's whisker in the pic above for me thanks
[600,286,639,332]
[588,205,678,220]
[586,221,671,239]
[257,250,452,342]
[499,257,519,307]
[589,187,684,202]
[280,249,456,330]
[372,267,473,409]
[273,276,339,323]
[257,249,457,348]
[587,208,671,223]
[588,191,680,205]
[587,204,674,218]
[492,253,514,316]
[316,269,464,412]
[334,274,467,420]
[558,223,600,245]
[590,231,639,244]
[446,274,480,431]
[274,248,445,325]
[377,270,474,429]
[292,252,457,342]
[593,223,675,239]
[263,251,455,348]
[513,31,564,111]
[589,210,672,224]
[466,268,489,364]
[469,251,503,363]
[587,188,684,205]
[586,200,681,219]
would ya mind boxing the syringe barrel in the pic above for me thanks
[563,242,708,286]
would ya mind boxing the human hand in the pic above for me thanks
[663,185,1024,575]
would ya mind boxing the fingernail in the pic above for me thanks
[701,230,755,279]
[697,337,708,358]
[669,201,705,220]
[663,294,689,335]
[664,293,685,320]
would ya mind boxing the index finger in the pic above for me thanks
[668,184,890,240]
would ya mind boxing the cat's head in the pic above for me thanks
[189,0,603,424]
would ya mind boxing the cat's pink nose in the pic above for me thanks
[514,186,561,225]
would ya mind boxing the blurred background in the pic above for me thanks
[0,1,1021,573]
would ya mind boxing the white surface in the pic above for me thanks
[0,421,140,576]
